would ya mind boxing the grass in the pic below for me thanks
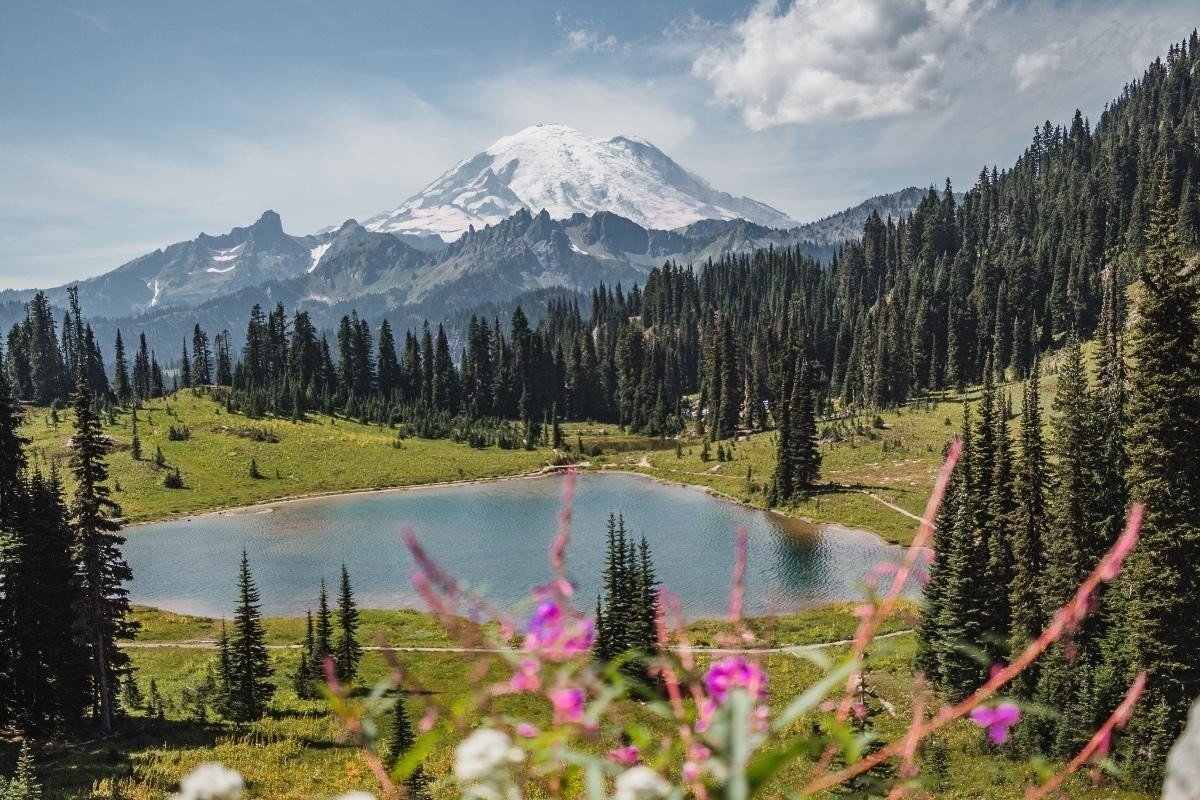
[608,347,1089,545]
[18,605,1150,799]
[12,356,1124,796]
[20,391,556,524]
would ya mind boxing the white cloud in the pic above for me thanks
[0,70,699,286]
[1012,47,1064,92]
[692,0,983,129]
[555,13,619,54]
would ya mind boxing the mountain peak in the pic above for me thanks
[255,209,283,230]
[363,124,798,241]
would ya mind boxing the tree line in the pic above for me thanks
[0,356,134,735]
[918,166,1199,789]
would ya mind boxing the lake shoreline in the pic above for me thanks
[126,461,898,549]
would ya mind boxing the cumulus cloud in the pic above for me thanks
[1012,45,1066,92]
[0,69,698,286]
[692,0,982,129]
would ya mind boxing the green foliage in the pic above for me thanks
[1104,163,1200,787]
[335,564,362,683]
[221,551,274,722]
[162,467,184,489]
[2,741,41,800]
[388,691,430,799]
[594,514,660,675]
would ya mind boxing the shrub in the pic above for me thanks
[162,468,184,489]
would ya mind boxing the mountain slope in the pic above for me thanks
[793,187,961,245]
[363,123,798,240]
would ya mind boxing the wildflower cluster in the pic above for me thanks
[189,455,1157,799]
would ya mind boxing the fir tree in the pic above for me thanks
[224,551,274,721]
[1033,339,1106,755]
[1008,359,1047,709]
[4,741,41,800]
[334,564,361,683]
[68,366,135,732]
[112,330,131,405]
[293,609,317,700]
[1107,165,1200,786]
[314,579,333,666]
[387,690,430,799]
[122,672,143,710]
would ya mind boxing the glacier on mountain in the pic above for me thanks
[363,123,797,240]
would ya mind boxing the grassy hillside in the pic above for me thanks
[18,349,1078,541]
[19,605,1148,799]
[608,345,1084,545]
[20,391,556,523]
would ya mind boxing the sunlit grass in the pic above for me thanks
[20,391,555,523]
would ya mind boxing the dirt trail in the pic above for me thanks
[119,629,913,656]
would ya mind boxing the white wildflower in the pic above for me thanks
[614,766,671,800]
[334,793,377,800]
[173,762,245,800]
[453,728,525,783]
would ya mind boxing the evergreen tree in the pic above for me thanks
[387,690,430,799]
[1008,359,1047,709]
[179,338,191,388]
[224,551,274,721]
[292,609,317,700]
[1107,165,1200,786]
[68,367,134,732]
[334,564,361,683]
[112,330,131,405]
[1033,339,1106,755]
[314,579,333,666]
[3,741,41,800]
[122,672,143,710]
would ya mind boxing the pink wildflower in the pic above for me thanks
[550,687,586,724]
[704,656,768,704]
[516,723,540,738]
[608,745,640,766]
[970,702,1021,744]
[509,658,541,692]
[695,697,717,733]
[523,595,595,660]
[682,743,711,782]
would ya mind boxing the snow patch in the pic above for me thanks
[205,264,237,274]
[569,241,587,255]
[210,243,244,262]
[147,279,161,308]
[363,123,797,241]
[308,242,332,273]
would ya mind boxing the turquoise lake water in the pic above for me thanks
[124,472,913,618]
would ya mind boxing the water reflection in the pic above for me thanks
[124,473,915,618]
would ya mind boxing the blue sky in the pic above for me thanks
[1,0,1196,289]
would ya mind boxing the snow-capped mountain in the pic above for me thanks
[363,123,798,241]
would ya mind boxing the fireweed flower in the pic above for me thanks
[970,702,1021,744]
[515,723,540,738]
[682,743,712,782]
[608,745,640,766]
[508,658,541,692]
[705,656,768,703]
[550,686,586,724]
[522,594,595,660]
